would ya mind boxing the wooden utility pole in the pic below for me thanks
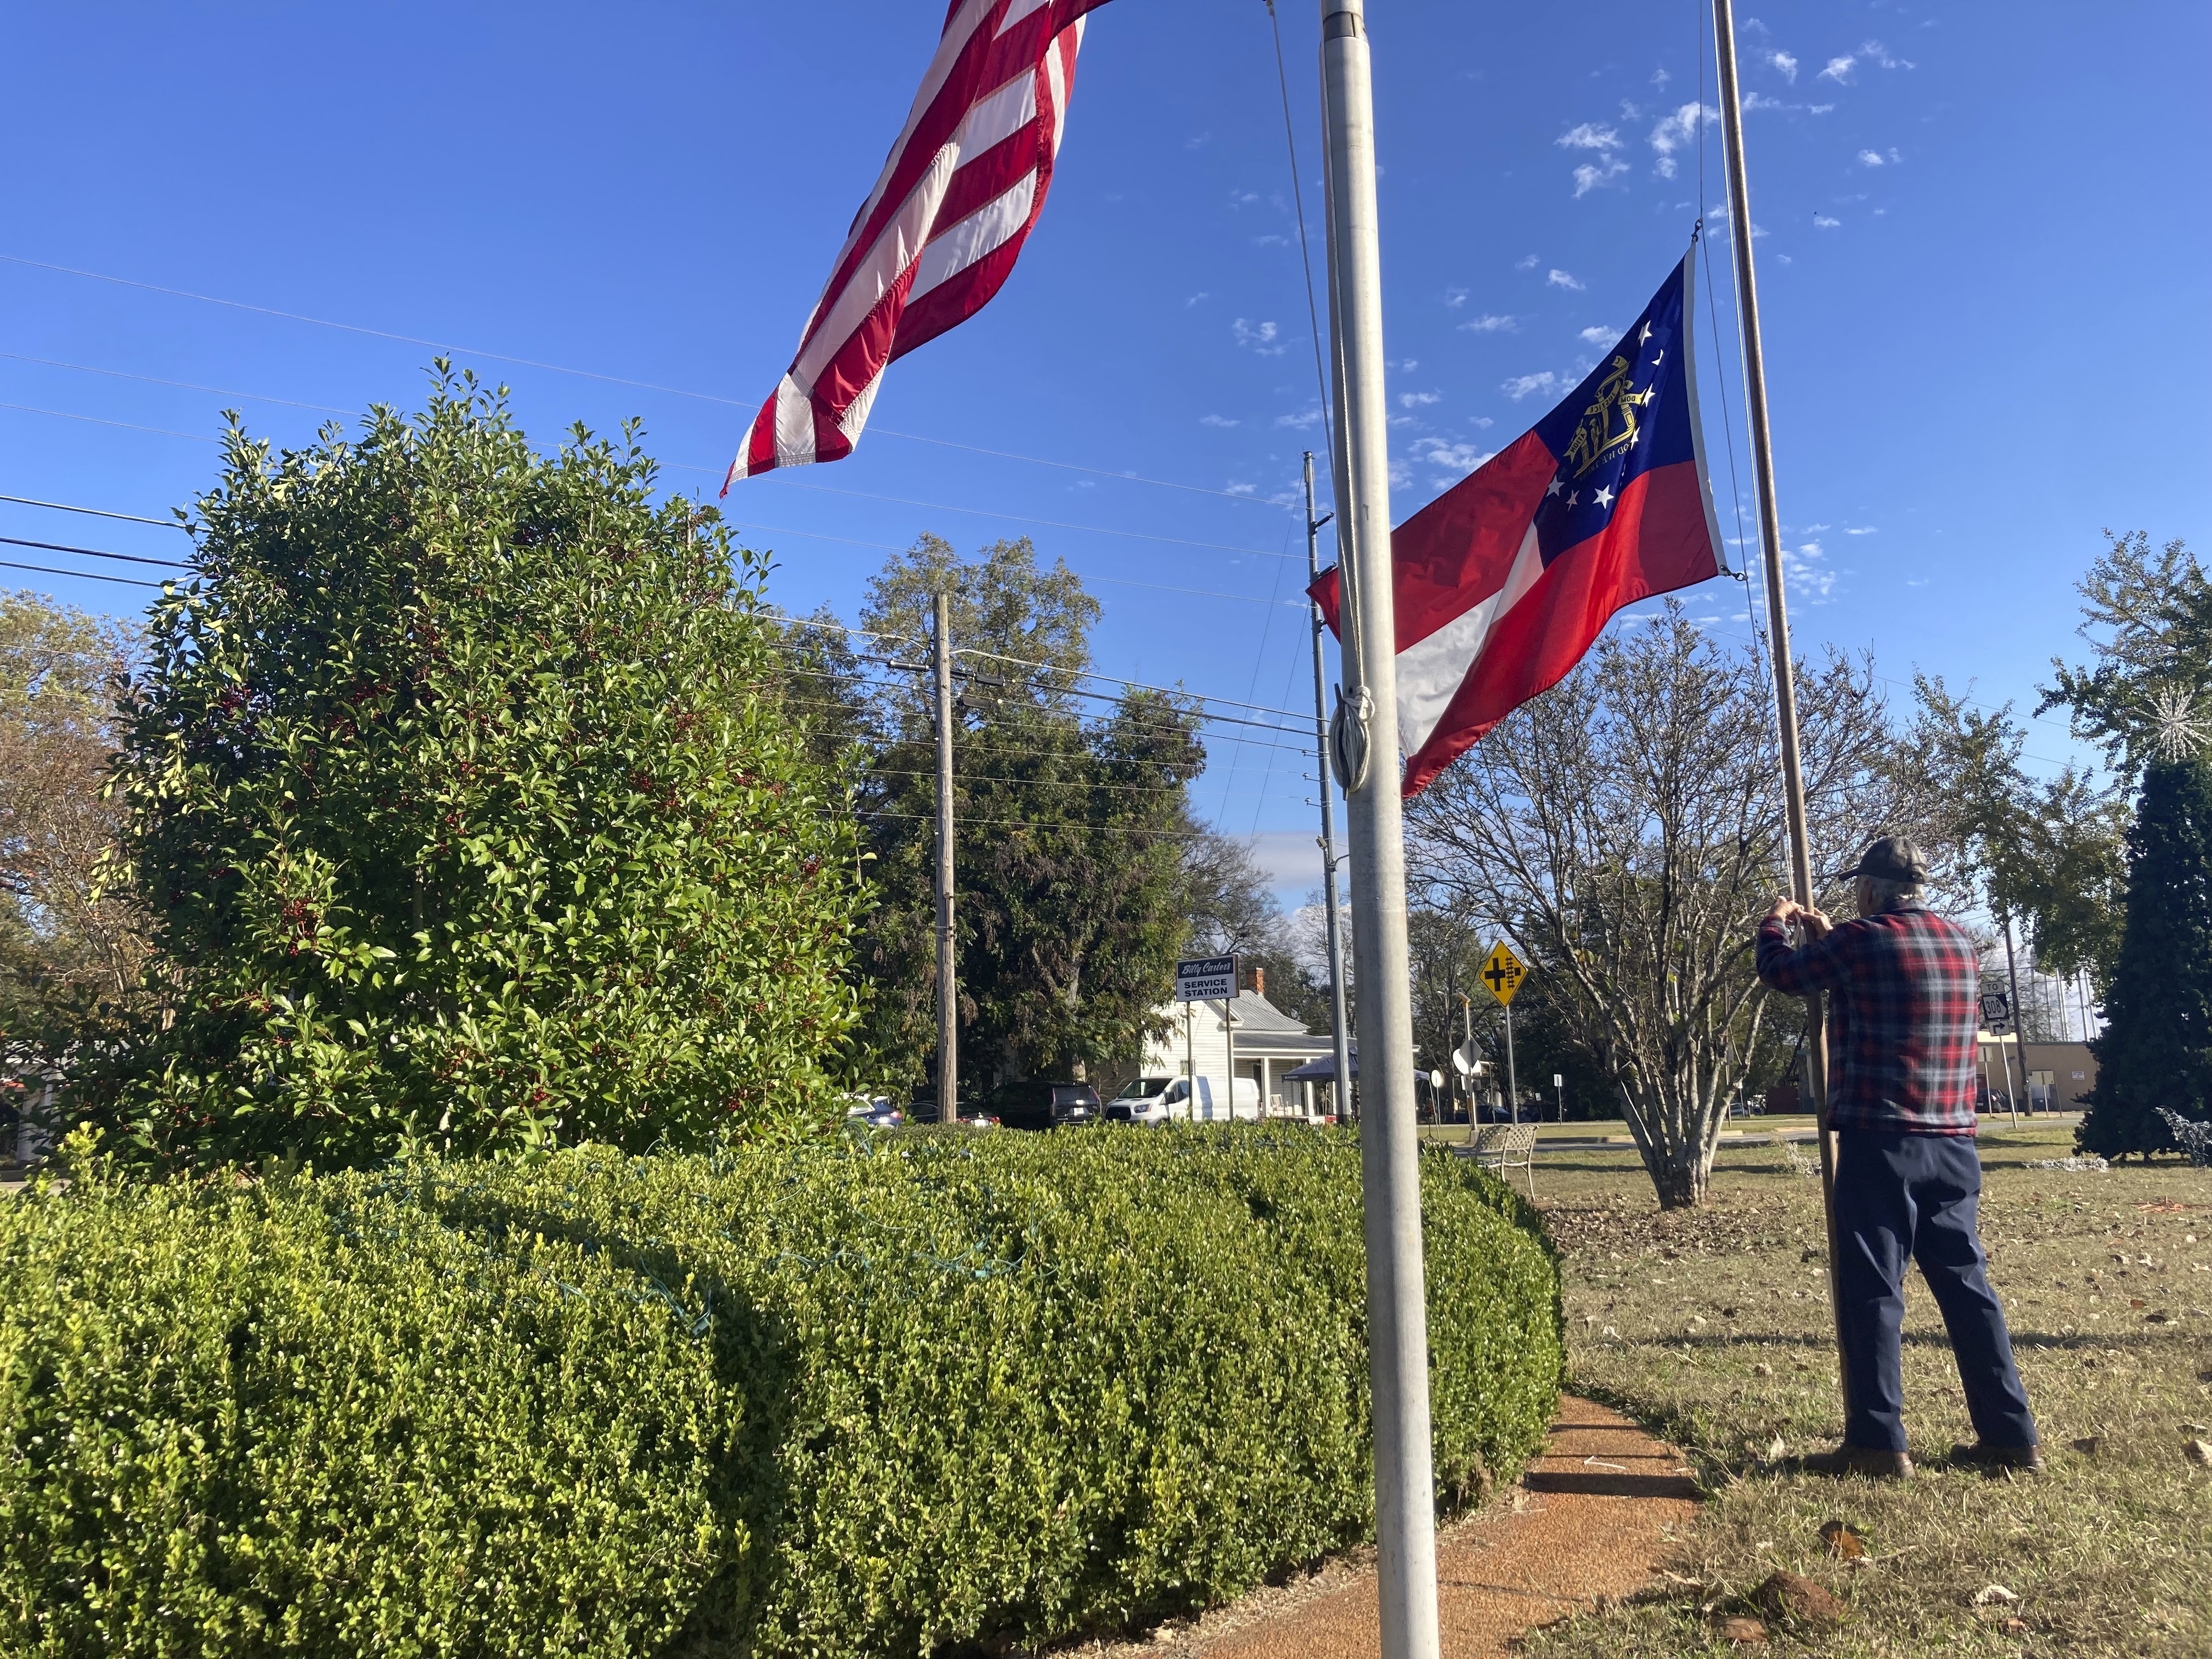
[933,592,958,1124]
[1714,0,1850,1415]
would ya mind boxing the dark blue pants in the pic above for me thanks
[1831,1130,2038,1452]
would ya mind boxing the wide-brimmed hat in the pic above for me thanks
[1832,834,1928,884]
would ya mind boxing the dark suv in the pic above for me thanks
[985,1080,1102,1131]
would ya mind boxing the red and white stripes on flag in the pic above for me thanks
[724,0,1109,490]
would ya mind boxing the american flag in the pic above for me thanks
[724,0,1109,490]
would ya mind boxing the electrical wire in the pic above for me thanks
[0,535,187,569]
[0,492,189,529]
[0,558,162,588]
[0,401,219,442]
[0,352,358,416]
[0,253,1294,511]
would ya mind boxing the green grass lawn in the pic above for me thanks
[1516,1123,2212,1656]
[1415,1115,1826,1144]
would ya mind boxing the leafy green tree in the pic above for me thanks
[80,374,862,1167]
[806,535,1203,1095]
[2042,532,2211,784]
[0,592,149,1070]
[2078,757,2212,1158]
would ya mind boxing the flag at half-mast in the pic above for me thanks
[1312,247,1727,797]
[725,0,1110,490]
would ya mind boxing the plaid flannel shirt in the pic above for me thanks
[1756,900,1980,1135]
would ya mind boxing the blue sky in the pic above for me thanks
[4,2,2205,901]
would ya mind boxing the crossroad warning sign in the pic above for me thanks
[1480,941,1527,1007]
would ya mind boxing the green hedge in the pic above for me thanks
[0,1128,1561,1657]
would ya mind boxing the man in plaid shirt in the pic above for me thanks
[1759,834,2040,1478]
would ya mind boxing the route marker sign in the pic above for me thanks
[1480,941,1527,1007]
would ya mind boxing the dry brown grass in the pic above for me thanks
[1519,1122,2212,1656]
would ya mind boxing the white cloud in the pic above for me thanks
[1813,213,1841,228]
[1412,437,1495,479]
[1186,292,1209,307]
[1225,482,1258,497]
[1199,414,1239,428]
[1547,269,1585,291]
[1394,358,1420,371]
[1651,65,1672,88]
[1809,103,1835,115]
[1398,390,1442,409]
[1858,38,1911,69]
[1228,189,1261,207]
[1516,253,1541,270]
[1232,318,1286,356]
[1557,122,1624,151]
[1783,540,1836,601]
[1459,312,1518,332]
[1502,371,1561,401]
[1579,324,1620,346]
[1818,54,1857,82]
[1254,233,1290,247]
[1649,102,1718,179]
[1572,158,1630,196]
[1857,149,1886,167]
[1769,49,1799,82]
[1741,91,1795,113]
[1845,525,1879,535]
[1186,131,1212,150]
[1274,408,1323,430]
[1444,286,1470,308]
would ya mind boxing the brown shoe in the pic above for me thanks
[1948,1441,2045,1474]
[1799,1444,1914,1479]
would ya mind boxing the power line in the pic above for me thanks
[767,477,1304,562]
[0,535,187,569]
[864,810,1221,841]
[0,353,358,416]
[0,401,219,443]
[0,252,1293,510]
[0,493,189,531]
[727,517,1306,608]
[948,644,1313,720]
[0,558,162,589]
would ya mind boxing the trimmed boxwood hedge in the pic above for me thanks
[0,1127,1561,1657]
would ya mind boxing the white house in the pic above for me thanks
[1138,969,1338,1118]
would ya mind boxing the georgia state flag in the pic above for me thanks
[1313,246,1727,797]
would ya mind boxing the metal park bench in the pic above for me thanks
[1470,1123,1538,1198]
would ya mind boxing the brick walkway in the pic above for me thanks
[1076,1396,1699,1659]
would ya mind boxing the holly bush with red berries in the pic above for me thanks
[78,370,862,1167]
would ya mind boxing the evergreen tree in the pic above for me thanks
[2079,756,2212,1159]
[80,374,863,1167]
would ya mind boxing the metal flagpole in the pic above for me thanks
[1306,452,1355,1124]
[1712,0,1851,1417]
[1319,5,1440,1657]
[933,592,960,1124]
[2002,917,2036,1115]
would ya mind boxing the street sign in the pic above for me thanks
[1451,1043,1481,1076]
[1979,991,2012,1023]
[1553,1074,1564,1088]
[1428,1069,1444,1090]
[1480,941,1527,1007]
[1175,954,1235,1003]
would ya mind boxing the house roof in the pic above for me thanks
[1227,990,1314,1035]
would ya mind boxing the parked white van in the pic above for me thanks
[1104,1075,1261,1125]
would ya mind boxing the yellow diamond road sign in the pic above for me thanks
[1480,941,1527,1007]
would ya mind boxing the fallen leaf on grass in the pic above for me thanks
[2131,1297,2147,1309]
[1752,1362,1774,1377]
[1973,1584,2018,1606]
[1820,1520,1867,1559]
[2184,1438,2212,1468]
[1713,1615,1768,1644]
[1757,1570,1844,1628]
[2071,1435,2104,1457]
[1766,1435,1788,1463]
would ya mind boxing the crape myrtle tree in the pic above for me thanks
[2035,531,2212,1158]
[80,373,864,1168]
[1405,607,1937,1209]
[793,535,1205,1097]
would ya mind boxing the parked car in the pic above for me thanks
[843,1096,904,1129]
[906,1087,999,1128]
[986,1079,1102,1131]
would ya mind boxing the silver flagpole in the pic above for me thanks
[1305,451,1355,1122]
[1712,0,1850,1417]
[1318,5,1440,1657]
